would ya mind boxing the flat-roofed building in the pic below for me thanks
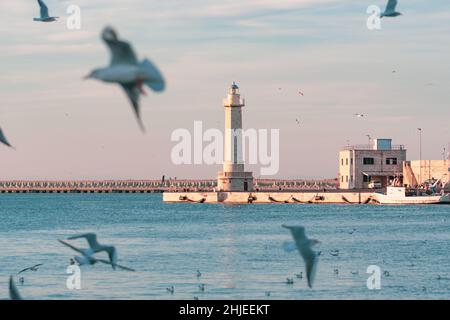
[339,139,407,189]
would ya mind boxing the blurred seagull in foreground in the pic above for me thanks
[34,0,58,22]
[380,0,402,18]
[0,127,13,148]
[282,225,320,288]
[85,26,165,131]
[9,276,23,300]
[354,113,365,118]
[66,233,117,267]
[58,237,135,271]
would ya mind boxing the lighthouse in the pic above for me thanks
[217,82,254,192]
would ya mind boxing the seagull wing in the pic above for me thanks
[121,83,145,131]
[97,246,118,269]
[299,245,318,288]
[17,267,31,274]
[96,259,135,272]
[9,276,23,300]
[0,128,13,148]
[102,27,138,66]
[282,225,306,243]
[67,233,99,249]
[37,0,49,19]
[385,0,398,12]
[58,239,87,256]
[140,59,165,92]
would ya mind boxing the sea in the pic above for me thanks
[0,193,449,300]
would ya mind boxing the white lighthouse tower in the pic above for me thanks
[217,82,254,192]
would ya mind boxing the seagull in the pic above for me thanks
[9,276,23,300]
[33,0,58,22]
[85,26,165,131]
[380,0,402,18]
[166,286,174,294]
[66,233,118,269]
[334,268,339,275]
[354,113,365,118]
[198,284,205,292]
[19,277,25,285]
[295,118,301,125]
[330,249,339,256]
[0,127,13,148]
[282,225,320,288]
[298,90,304,96]
[196,270,202,278]
[58,239,135,271]
[18,264,43,274]
[348,228,357,235]
[295,272,303,279]
[286,277,294,285]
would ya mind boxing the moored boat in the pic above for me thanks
[373,186,450,205]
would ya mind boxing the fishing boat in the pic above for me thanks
[372,186,450,205]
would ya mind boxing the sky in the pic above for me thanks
[1,0,450,180]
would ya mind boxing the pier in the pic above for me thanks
[0,179,337,194]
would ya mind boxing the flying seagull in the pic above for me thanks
[330,249,339,256]
[9,276,23,300]
[34,0,58,22]
[58,238,135,271]
[354,113,365,118]
[0,127,13,148]
[85,26,165,131]
[18,264,43,274]
[67,233,118,267]
[282,225,320,288]
[380,0,402,18]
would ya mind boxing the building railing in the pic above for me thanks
[342,145,406,151]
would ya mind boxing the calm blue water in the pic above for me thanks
[0,193,449,300]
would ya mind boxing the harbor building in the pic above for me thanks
[216,82,254,192]
[339,139,406,189]
[403,160,450,187]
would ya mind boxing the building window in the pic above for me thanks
[386,158,398,165]
[341,159,344,166]
[346,176,348,182]
[346,158,348,165]
[350,176,353,183]
[363,175,369,182]
[341,176,344,183]
[363,157,374,165]
[350,158,353,165]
